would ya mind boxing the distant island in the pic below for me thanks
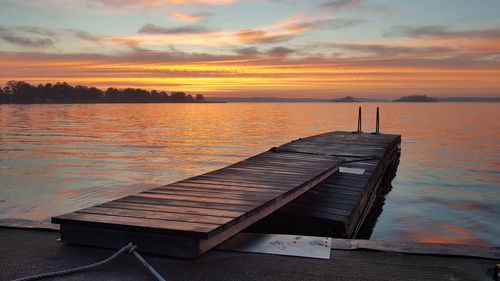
[0,81,205,104]
[331,96,358,102]
[393,95,438,102]
[330,96,389,102]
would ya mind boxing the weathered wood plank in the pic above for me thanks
[183,178,291,189]
[101,201,244,218]
[143,189,275,202]
[169,181,286,193]
[155,185,279,198]
[118,196,254,212]
[132,193,262,207]
[78,206,233,225]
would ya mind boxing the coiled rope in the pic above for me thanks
[13,242,166,281]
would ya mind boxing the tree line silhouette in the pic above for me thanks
[0,81,205,103]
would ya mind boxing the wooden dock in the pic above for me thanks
[52,131,400,258]
[249,131,401,238]
[52,140,344,258]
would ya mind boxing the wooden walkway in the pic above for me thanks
[52,142,343,258]
[249,131,401,238]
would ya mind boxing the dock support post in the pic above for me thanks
[357,107,362,133]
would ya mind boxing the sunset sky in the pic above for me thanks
[1,0,499,98]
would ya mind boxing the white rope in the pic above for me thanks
[13,242,167,281]
[132,251,166,281]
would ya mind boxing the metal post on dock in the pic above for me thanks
[357,107,362,133]
[374,107,380,134]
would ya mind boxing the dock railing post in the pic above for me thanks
[357,106,362,133]
[374,107,380,134]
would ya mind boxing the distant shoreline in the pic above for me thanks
[209,96,500,103]
[0,100,225,104]
[0,81,208,104]
[2,100,499,104]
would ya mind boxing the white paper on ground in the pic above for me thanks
[218,233,332,259]
[339,166,365,175]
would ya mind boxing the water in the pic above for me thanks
[1,103,499,245]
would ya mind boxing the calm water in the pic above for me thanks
[1,103,499,245]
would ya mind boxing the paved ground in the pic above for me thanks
[1,227,497,281]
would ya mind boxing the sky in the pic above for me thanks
[0,0,499,98]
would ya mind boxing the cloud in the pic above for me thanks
[327,18,366,29]
[381,25,500,57]
[235,16,328,44]
[73,30,103,43]
[110,38,145,51]
[166,0,235,5]
[319,0,393,15]
[115,15,363,48]
[287,18,364,33]
[171,12,210,23]
[88,0,236,7]
[266,46,295,56]
[0,26,110,48]
[0,27,55,48]
[233,46,295,56]
[236,29,293,44]
[286,19,332,33]
[234,16,363,45]
[329,43,457,56]
[2,48,500,98]
[233,46,260,56]
[385,25,500,39]
[0,33,54,48]
[17,26,57,37]
[138,23,212,34]
[321,0,361,11]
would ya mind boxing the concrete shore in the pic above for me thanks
[1,227,497,281]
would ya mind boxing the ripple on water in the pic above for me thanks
[0,103,499,246]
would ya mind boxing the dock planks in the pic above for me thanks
[53,146,343,258]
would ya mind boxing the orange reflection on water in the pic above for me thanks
[406,223,491,246]
[0,103,499,245]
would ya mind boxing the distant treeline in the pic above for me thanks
[0,81,205,103]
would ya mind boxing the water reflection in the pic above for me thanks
[0,103,499,245]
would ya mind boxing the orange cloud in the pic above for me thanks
[171,12,202,23]
[234,15,339,44]
[2,50,500,98]
[112,15,328,47]
[236,29,292,44]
